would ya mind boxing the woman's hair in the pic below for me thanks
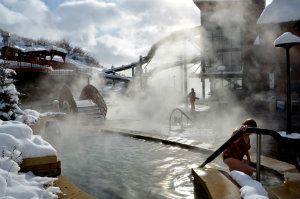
[243,118,257,127]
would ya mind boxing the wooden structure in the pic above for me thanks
[0,45,67,73]
[58,85,107,120]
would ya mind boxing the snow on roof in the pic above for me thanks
[10,43,67,55]
[274,32,300,47]
[0,120,57,158]
[23,46,48,53]
[257,0,300,24]
[46,45,67,54]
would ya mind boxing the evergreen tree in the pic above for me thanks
[0,62,23,121]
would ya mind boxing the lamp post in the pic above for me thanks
[274,32,300,134]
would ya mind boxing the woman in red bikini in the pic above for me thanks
[223,118,257,176]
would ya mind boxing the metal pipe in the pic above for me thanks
[131,65,134,78]
[183,41,188,108]
[139,55,143,88]
[256,134,261,181]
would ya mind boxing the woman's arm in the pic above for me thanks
[232,125,248,142]
[246,151,251,165]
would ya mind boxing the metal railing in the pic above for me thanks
[199,128,300,181]
[169,108,193,131]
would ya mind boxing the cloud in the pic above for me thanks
[0,0,62,40]
[56,0,123,31]
[0,0,199,67]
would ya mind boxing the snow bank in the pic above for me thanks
[230,170,269,199]
[0,147,61,199]
[278,131,300,139]
[0,121,56,158]
[15,109,40,125]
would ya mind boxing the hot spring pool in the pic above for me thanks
[55,130,213,199]
[44,126,284,199]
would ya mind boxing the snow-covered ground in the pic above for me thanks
[0,111,61,199]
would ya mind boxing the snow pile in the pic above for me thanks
[0,146,61,199]
[278,131,300,139]
[15,109,41,125]
[257,0,300,24]
[230,170,269,199]
[0,121,56,158]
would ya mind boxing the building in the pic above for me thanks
[254,0,300,105]
[193,0,265,100]
[0,31,129,105]
[193,0,300,114]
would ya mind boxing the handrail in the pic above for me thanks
[199,128,300,178]
[169,108,193,131]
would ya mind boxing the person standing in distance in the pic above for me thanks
[187,88,199,112]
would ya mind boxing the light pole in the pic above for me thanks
[274,32,300,134]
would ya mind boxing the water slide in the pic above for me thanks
[104,26,203,75]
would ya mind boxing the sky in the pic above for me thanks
[0,0,200,68]
[0,0,274,69]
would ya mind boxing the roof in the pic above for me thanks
[257,0,300,24]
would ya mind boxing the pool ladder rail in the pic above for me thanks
[199,127,300,181]
[169,108,193,131]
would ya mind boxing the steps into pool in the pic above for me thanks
[76,99,104,121]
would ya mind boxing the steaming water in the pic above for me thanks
[50,127,283,199]
[56,130,216,199]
